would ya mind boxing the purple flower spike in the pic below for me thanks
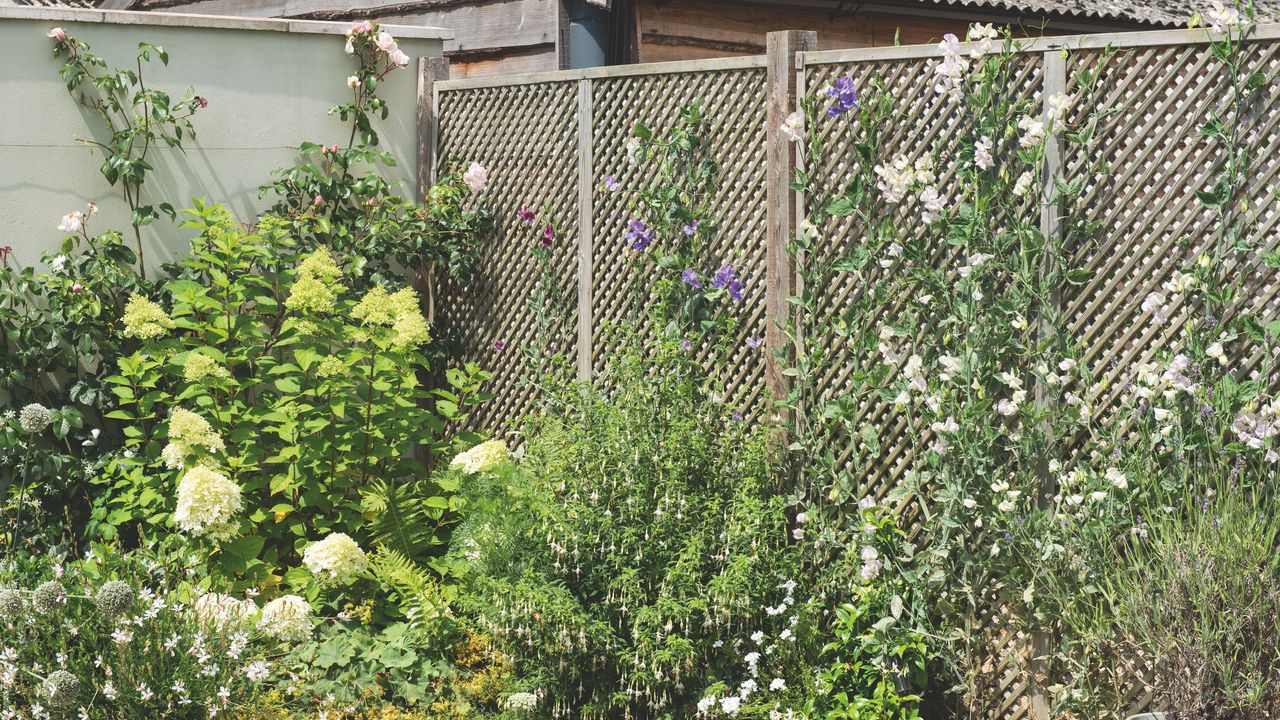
[516,206,536,224]
[626,219,655,251]
[825,75,859,117]
[682,269,702,289]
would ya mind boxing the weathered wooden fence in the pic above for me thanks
[424,23,1280,718]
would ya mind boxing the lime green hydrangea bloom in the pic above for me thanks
[351,285,431,351]
[122,294,175,339]
[162,407,225,469]
[174,464,242,541]
[285,248,345,314]
[182,351,230,383]
[315,356,346,379]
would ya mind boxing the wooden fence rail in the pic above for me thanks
[425,23,1280,719]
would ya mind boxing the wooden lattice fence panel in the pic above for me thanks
[589,66,770,413]
[434,81,580,435]
[432,24,1280,720]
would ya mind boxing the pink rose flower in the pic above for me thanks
[462,162,488,193]
[389,49,410,67]
[57,211,83,234]
[47,27,67,41]
[375,31,397,53]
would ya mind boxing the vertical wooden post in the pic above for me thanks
[765,31,817,414]
[1029,48,1066,720]
[416,56,450,330]
[576,79,595,382]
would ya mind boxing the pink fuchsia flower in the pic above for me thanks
[47,27,67,41]
[57,212,83,234]
[463,162,488,193]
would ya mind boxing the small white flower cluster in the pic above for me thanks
[697,581,800,717]
[873,155,947,224]
[779,111,805,143]
[933,33,968,100]
[995,371,1027,418]
[505,691,539,712]
[18,403,52,434]
[1018,92,1072,149]
[1231,398,1280,461]
[302,532,368,586]
[191,592,257,631]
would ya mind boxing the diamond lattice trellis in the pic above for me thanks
[432,25,1280,719]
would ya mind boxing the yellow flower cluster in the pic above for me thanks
[121,293,175,339]
[449,439,510,474]
[285,248,345,314]
[182,351,230,383]
[351,285,431,351]
[162,407,225,469]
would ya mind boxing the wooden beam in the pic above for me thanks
[576,79,595,381]
[418,55,449,196]
[764,29,815,416]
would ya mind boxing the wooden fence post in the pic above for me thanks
[1029,47,1067,720]
[417,56,450,327]
[765,31,817,418]
[576,79,596,382]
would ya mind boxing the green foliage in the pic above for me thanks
[447,336,798,717]
[95,200,490,592]
[52,32,206,275]
[0,547,274,718]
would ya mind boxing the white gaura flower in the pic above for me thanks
[191,593,256,630]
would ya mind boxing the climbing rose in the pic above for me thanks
[463,162,488,193]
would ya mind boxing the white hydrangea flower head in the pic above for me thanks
[259,595,312,643]
[174,465,243,541]
[505,692,538,712]
[450,439,511,474]
[302,533,368,586]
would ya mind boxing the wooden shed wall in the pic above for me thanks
[129,0,563,78]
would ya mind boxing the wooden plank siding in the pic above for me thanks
[633,0,1137,63]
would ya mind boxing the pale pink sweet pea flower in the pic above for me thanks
[47,27,67,41]
[463,162,488,193]
[58,211,83,234]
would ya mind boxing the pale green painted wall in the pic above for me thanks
[0,10,445,271]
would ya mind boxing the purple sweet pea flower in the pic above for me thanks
[747,336,763,349]
[681,338,693,351]
[603,175,619,192]
[626,219,655,251]
[493,340,506,352]
[732,410,744,422]
[713,264,745,302]
[516,206,536,224]
[682,219,699,236]
[825,74,859,118]
[682,269,702,289]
